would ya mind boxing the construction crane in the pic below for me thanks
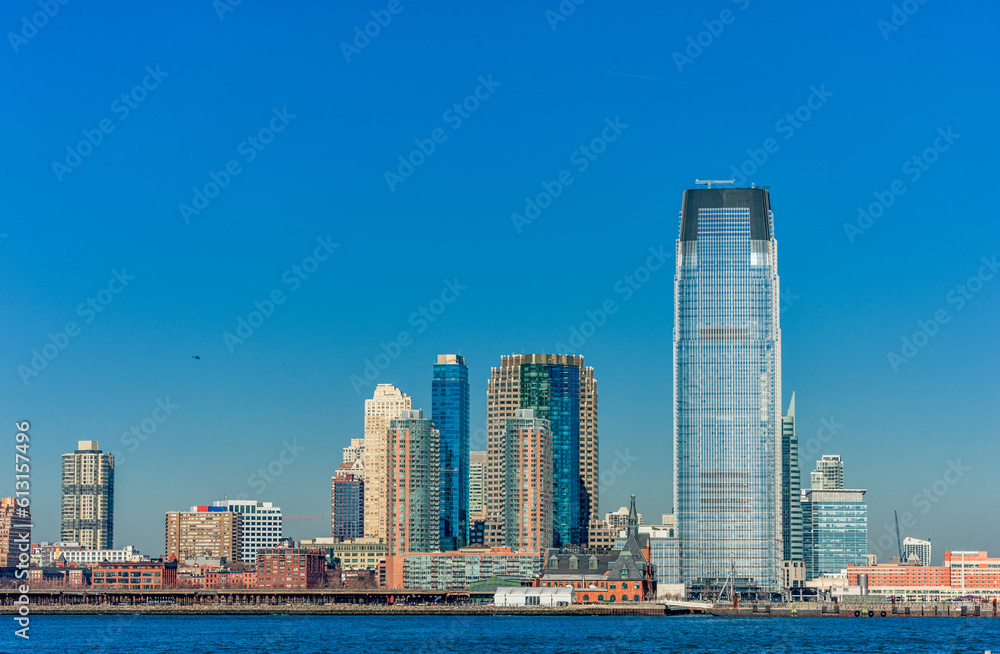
[283,516,323,521]
[894,511,904,561]
[694,179,736,189]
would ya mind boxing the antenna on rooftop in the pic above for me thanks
[694,179,736,189]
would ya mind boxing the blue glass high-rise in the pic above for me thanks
[520,360,582,547]
[673,187,783,595]
[802,489,868,580]
[432,354,470,550]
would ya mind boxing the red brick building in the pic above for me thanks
[25,566,90,587]
[846,550,1000,601]
[535,499,655,603]
[91,561,178,589]
[205,569,257,588]
[256,548,326,589]
[847,563,951,587]
[535,536,655,603]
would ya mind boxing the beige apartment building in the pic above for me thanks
[61,440,115,550]
[468,451,487,522]
[165,509,242,562]
[363,384,412,541]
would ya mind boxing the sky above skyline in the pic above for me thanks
[2,1,998,563]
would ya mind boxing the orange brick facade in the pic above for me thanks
[91,561,177,589]
[847,550,1000,599]
[537,577,650,603]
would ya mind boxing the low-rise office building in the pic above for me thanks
[91,560,178,589]
[381,547,544,590]
[211,500,283,564]
[256,548,326,589]
[24,566,90,586]
[204,569,257,588]
[31,542,83,567]
[299,537,387,571]
[58,544,148,566]
[802,489,868,580]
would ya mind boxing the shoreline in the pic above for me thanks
[3,604,997,617]
[0,604,676,616]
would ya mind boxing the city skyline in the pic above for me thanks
[11,238,998,560]
[4,3,998,562]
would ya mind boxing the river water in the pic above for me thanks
[3,613,999,653]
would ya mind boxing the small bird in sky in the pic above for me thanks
[191,355,200,359]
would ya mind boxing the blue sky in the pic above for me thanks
[2,0,998,563]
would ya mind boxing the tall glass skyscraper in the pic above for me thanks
[432,354,470,550]
[485,354,597,548]
[673,187,783,594]
[781,393,803,563]
[520,359,582,546]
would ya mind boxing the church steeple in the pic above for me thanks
[628,494,639,538]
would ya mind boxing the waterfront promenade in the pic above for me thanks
[2,589,997,618]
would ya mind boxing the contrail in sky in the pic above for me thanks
[606,70,681,82]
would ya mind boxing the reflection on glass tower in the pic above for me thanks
[673,187,782,595]
[432,354,470,551]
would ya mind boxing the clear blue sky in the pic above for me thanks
[2,0,997,563]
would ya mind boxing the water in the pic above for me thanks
[2,614,999,653]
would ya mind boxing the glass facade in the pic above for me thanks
[811,455,844,490]
[651,537,681,584]
[402,551,544,590]
[903,537,932,566]
[615,534,681,585]
[802,489,868,579]
[781,394,803,563]
[212,500,283,563]
[520,362,582,546]
[432,355,470,550]
[673,188,783,594]
[332,475,364,540]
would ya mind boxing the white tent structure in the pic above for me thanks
[494,586,574,607]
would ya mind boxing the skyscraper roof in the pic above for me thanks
[679,187,772,242]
